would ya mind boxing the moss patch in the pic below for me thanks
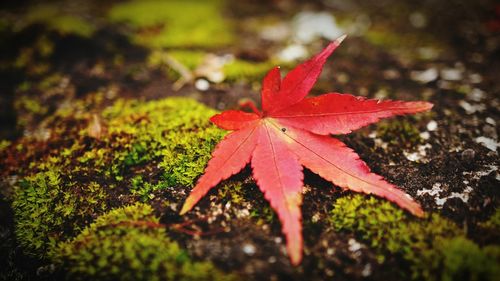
[54,203,235,281]
[330,194,500,280]
[148,50,277,82]
[108,0,233,48]
[101,98,225,185]
[15,3,95,37]
[12,169,109,257]
[8,97,225,265]
[376,117,424,148]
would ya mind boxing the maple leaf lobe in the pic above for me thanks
[182,35,432,265]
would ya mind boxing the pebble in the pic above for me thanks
[277,44,308,62]
[195,79,210,91]
[242,243,256,256]
[362,263,372,277]
[475,136,499,151]
[459,100,486,114]
[409,12,427,28]
[440,68,463,81]
[468,73,483,84]
[461,149,476,162]
[468,88,485,101]
[348,238,362,252]
[426,120,438,131]
[410,68,438,83]
[260,23,290,41]
[292,11,343,43]
[486,117,496,126]
[420,131,430,140]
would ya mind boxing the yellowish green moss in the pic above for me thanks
[440,237,500,281]
[12,168,109,257]
[217,182,245,205]
[376,118,423,147]
[100,98,225,185]
[148,50,206,71]
[16,4,95,37]
[108,0,233,48]
[480,208,500,231]
[12,97,225,260]
[54,203,236,281]
[330,194,500,280]
[14,96,48,115]
[0,140,11,151]
[223,59,277,81]
[148,50,277,82]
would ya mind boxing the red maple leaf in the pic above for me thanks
[180,35,432,265]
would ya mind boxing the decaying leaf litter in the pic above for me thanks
[0,1,498,281]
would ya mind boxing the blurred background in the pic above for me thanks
[0,0,498,140]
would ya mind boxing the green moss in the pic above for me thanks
[54,203,235,281]
[99,98,225,186]
[480,208,500,231]
[37,73,63,91]
[250,204,276,225]
[108,0,233,48]
[376,118,423,147]
[223,59,276,81]
[8,96,235,277]
[329,194,499,280]
[363,26,445,61]
[217,182,245,205]
[148,50,277,82]
[130,175,171,202]
[14,96,48,115]
[154,50,207,70]
[0,140,11,151]
[440,237,500,281]
[17,4,95,37]
[12,168,109,257]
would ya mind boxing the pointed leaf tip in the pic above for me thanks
[179,198,193,215]
[335,34,347,44]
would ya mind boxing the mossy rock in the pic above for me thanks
[13,169,109,256]
[14,3,95,37]
[108,0,233,48]
[330,194,500,281]
[6,97,233,278]
[53,203,235,281]
[148,49,278,82]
